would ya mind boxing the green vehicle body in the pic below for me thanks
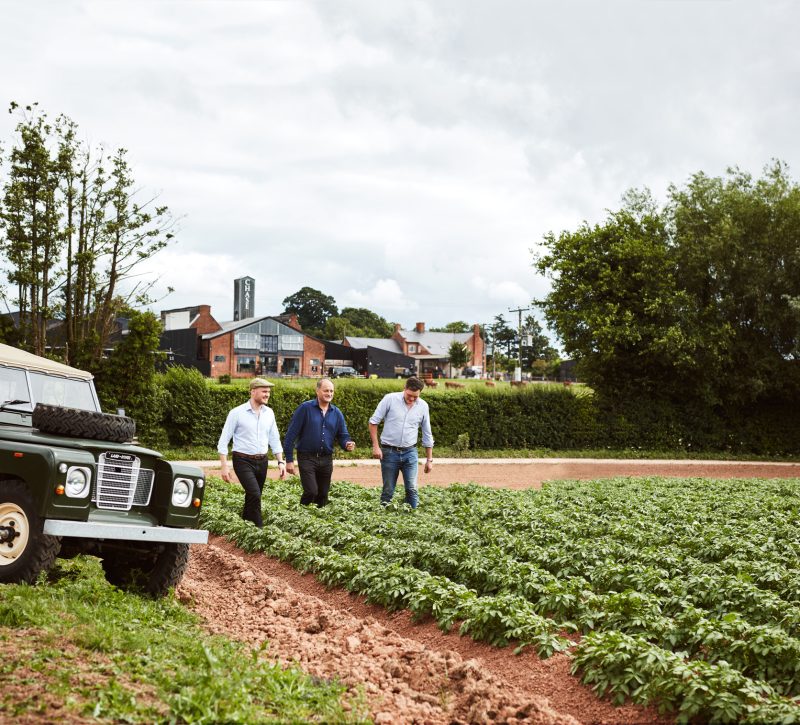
[0,344,207,596]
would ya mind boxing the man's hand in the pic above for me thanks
[345,440,356,452]
[278,463,287,480]
[424,459,433,474]
[372,445,383,460]
[286,461,295,475]
[220,465,234,483]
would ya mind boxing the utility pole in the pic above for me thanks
[508,306,530,382]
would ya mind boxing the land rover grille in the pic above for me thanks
[93,453,155,510]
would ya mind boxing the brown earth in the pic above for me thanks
[175,458,800,724]
[199,456,800,490]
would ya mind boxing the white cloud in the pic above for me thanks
[2,0,800,341]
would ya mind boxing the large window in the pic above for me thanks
[261,335,278,353]
[236,356,256,373]
[282,358,300,375]
[280,335,304,352]
[235,332,259,350]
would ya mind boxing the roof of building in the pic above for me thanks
[344,337,403,353]
[201,316,307,340]
[401,330,473,356]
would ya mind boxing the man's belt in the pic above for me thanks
[381,444,415,452]
[232,452,267,460]
[297,450,333,459]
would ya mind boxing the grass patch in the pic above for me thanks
[0,557,364,723]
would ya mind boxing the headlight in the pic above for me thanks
[172,478,194,507]
[65,466,91,498]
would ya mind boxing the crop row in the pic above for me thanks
[201,475,800,722]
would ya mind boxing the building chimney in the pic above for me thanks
[415,322,425,333]
[393,323,401,334]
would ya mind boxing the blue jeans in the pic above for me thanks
[380,446,419,508]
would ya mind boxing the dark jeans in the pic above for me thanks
[297,452,334,507]
[232,454,268,527]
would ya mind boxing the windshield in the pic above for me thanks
[0,366,31,411]
[29,372,99,411]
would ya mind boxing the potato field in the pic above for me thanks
[201,475,800,724]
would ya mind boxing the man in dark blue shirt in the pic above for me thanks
[283,377,356,506]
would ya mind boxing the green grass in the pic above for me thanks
[0,557,365,723]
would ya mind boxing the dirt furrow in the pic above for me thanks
[179,538,669,724]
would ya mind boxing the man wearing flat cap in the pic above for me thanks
[217,378,285,527]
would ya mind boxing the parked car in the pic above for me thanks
[393,366,415,379]
[462,367,478,378]
[0,344,207,596]
[330,365,360,378]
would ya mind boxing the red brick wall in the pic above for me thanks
[192,305,222,335]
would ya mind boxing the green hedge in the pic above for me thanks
[145,371,800,455]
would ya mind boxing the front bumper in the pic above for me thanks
[43,519,209,544]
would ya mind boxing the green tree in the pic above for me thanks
[282,286,338,335]
[340,307,394,337]
[535,163,800,407]
[431,321,470,333]
[94,310,166,446]
[520,315,558,370]
[0,103,176,365]
[448,340,470,373]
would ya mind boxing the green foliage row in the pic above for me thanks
[202,474,800,722]
[137,370,800,455]
[0,557,359,723]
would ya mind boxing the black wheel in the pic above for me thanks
[101,542,190,598]
[32,404,135,443]
[0,480,61,584]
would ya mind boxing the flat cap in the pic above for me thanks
[249,377,275,389]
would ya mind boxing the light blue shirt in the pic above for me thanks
[369,392,434,448]
[217,402,283,456]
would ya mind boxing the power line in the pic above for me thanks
[508,306,531,380]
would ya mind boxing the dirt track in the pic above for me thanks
[176,459,800,724]
[193,456,800,491]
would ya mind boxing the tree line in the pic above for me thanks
[536,160,800,416]
[280,286,559,375]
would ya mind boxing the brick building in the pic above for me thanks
[345,322,485,377]
[160,305,326,379]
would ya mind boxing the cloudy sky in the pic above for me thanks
[0,0,798,337]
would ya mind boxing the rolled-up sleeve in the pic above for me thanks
[369,395,389,425]
[268,412,283,455]
[217,409,237,455]
[420,405,434,449]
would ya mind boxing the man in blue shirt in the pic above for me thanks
[217,378,285,527]
[283,378,355,507]
[369,376,434,509]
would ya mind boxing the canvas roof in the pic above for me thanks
[0,344,93,379]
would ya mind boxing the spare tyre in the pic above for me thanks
[32,404,136,443]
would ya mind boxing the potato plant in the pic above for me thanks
[202,475,800,723]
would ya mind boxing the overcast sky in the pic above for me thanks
[1,0,798,337]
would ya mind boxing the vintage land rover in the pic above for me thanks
[0,343,207,596]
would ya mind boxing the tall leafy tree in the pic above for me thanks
[282,286,338,335]
[0,103,175,365]
[535,163,800,407]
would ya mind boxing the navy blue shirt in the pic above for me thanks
[282,399,353,462]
